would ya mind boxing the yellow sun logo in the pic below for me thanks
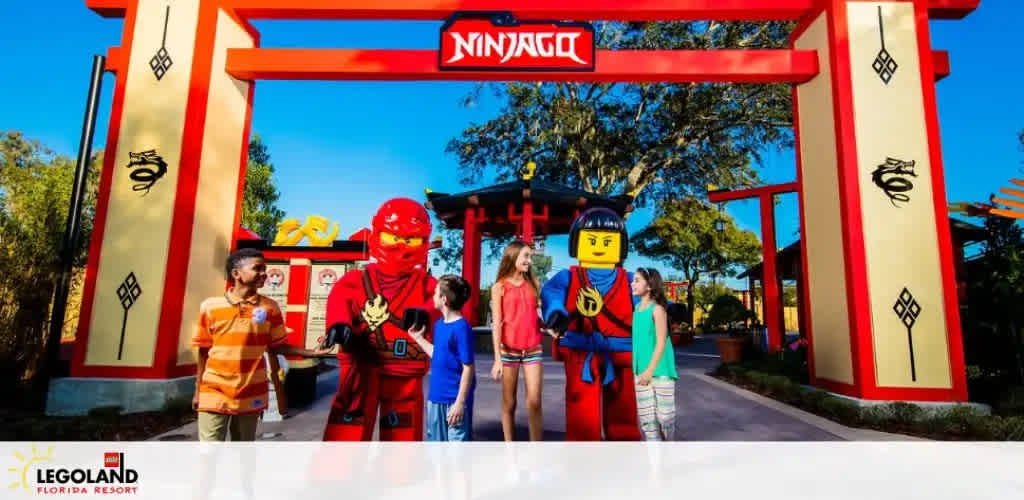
[8,444,53,492]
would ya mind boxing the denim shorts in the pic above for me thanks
[426,400,473,441]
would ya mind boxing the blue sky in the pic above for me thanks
[1,2,1021,289]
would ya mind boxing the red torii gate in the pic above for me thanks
[709,182,799,352]
[58,0,979,417]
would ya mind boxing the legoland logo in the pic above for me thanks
[8,445,139,495]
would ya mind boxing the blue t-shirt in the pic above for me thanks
[427,317,476,405]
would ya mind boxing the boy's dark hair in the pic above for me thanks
[437,274,472,310]
[225,248,265,284]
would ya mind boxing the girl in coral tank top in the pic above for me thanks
[489,240,550,441]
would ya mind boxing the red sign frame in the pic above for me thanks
[439,12,595,72]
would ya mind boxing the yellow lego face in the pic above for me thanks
[576,230,621,268]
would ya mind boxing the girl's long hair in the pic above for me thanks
[496,240,538,295]
[636,267,668,308]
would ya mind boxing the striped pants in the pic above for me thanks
[634,377,676,441]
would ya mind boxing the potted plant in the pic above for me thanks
[705,294,758,363]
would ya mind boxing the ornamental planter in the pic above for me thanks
[714,336,745,363]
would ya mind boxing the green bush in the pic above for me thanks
[818,397,860,423]
[704,294,757,331]
[996,416,1024,440]
[888,402,925,425]
[996,386,1024,416]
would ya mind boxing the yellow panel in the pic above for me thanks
[306,264,349,349]
[86,0,201,367]
[795,12,855,385]
[847,2,951,388]
[176,10,255,365]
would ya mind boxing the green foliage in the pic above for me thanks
[961,192,1024,406]
[531,252,553,287]
[996,386,1024,416]
[240,134,285,241]
[633,197,761,326]
[704,293,757,330]
[694,281,730,313]
[719,364,1024,440]
[0,131,102,393]
[888,402,924,425]
[445,22,794,204]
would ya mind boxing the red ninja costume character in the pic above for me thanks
[321,198,438,441]
[540,207,641,441]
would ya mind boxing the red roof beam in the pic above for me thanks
[226,0,815,21]
[708,182,799,203]
[226,48,819,83]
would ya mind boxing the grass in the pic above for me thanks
[713,362,1024,441]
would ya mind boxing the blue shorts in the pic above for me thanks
[426,400,473,442]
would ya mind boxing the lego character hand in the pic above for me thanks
[544,310,569,337]
[322,323,352,349]
[401,308,431,332]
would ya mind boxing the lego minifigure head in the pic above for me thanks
[369,198,432,275]
[568,207,628,269]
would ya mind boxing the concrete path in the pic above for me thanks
[152,336,916,441]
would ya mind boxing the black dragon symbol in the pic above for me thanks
[871,157,917,207]
[126,150,168,196]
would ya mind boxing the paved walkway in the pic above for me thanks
[152,337,917,441]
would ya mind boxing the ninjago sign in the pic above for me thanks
[439,14,595,71]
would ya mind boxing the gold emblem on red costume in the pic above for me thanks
[361,294,391,331]
[576,287,603,318]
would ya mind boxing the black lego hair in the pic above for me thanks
[225,247,265,284]
[568,207,629,260]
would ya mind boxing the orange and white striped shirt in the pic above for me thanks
[191,292,287,414]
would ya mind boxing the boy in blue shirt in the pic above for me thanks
[408,275,476,441]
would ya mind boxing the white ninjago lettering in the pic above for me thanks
[446,31,588,65]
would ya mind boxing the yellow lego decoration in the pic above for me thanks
[575,229,622,269]
[521,161,537,180]
[272,215,340,247]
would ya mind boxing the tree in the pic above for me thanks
[632,197,761,326]
[531,252,554,287]
[694,281,730,314]
[0,131,101,396]
[241,134,285,241]
[446,21,794,205]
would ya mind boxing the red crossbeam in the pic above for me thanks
[225,48,818,83]
[86,0,980,20]
[708,182,799,203]
[228,0,814,21]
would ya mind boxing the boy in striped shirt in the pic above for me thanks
[191,248,331,441]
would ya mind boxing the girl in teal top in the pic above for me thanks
[631,268,677,441]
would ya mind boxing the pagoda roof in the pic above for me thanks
[425,178,633,235]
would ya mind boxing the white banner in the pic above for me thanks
[3,442,1023,499]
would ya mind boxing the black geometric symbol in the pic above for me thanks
[149,6,173,81]
[872,6,898,85]
[126,150,168,196]
[116,272,142,360]
[871,157,917,207]
[893,287,921,381]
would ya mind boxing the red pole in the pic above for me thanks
[522,199,534,244]
[760,193,782,352]
[461,207,482,325]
